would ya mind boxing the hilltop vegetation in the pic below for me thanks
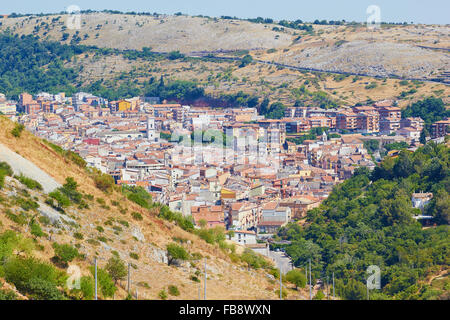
[0,12,448,109]
[276,142,450,300]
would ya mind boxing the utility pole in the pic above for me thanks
[127,263,131,294]
[333,272,335,299]
[326,276,329,300]
[309,259,312,300]
[279,266,282,300]
[204,258,207,300]
[94,257,98,301]
[367,286,370,300]
[305,265,307,289]
[198,283,201,300]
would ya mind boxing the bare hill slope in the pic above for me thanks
[1,13,449,80]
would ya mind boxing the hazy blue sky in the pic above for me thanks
[3,0,449,24]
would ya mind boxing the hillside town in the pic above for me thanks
[1,91,448,244]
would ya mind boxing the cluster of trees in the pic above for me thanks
[384,142,409,152]
[143,77,205,103]
[0,33,84,99]
[287,127,340,145]
[275,143,449,299]
[402,97,449,129]
[278,20,314,32]
[121,185,152,209]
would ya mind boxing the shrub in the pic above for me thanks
[3,257,64,299]
[5,210,28,225]
[15,174,43,191]
[26,277,65,300]
[158,289,168,300]
[286,269,306,290]
[105,256,127,284]
[122,185,152,209]
[97,236,108,243]
[59,177,82,204]
[131,212,143,221]
[166,243,190,266]
[11,123,25,138]
[0,162,13,176]
[49,190,71,210]
[52,243,79,266]
[76,276,95,300]
[94,172,115,193]
[0,162,13,189]
[158,205,194,232]
[240,248,270,270]
[118,220,129,227]
[89,266,116,298]
[87,239,100,246]
[276,288,288,299]
[30,222,44,238]
[129,252,139,260]
[313,290,325,300]
[168,285,180,296]
[0,289,17,300]
[38,216,51,226]
[96,226,104,233]
[73,232,84,240]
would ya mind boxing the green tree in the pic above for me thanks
[52,243,79,267]
[49,190,71,210]
[89,266,116,298]
[166,243,190,266]
[239,54,253,68]
[286,269,307,290]
[105,257,127,284]
[313,290,325,300]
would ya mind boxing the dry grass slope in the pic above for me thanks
[0,116,292,300]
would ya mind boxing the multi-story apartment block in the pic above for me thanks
[431,119,450,138]
[357,111,380,133]
[336,111,358,131]
[400,117,424,131]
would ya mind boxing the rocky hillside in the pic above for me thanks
[0,116,297,300]
[1,12,449,80]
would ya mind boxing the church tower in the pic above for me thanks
[147,117,156,142]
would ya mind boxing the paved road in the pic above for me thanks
[268,250,293,275]
[0,143,61,193]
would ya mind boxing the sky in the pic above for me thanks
[2,0,449,25]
